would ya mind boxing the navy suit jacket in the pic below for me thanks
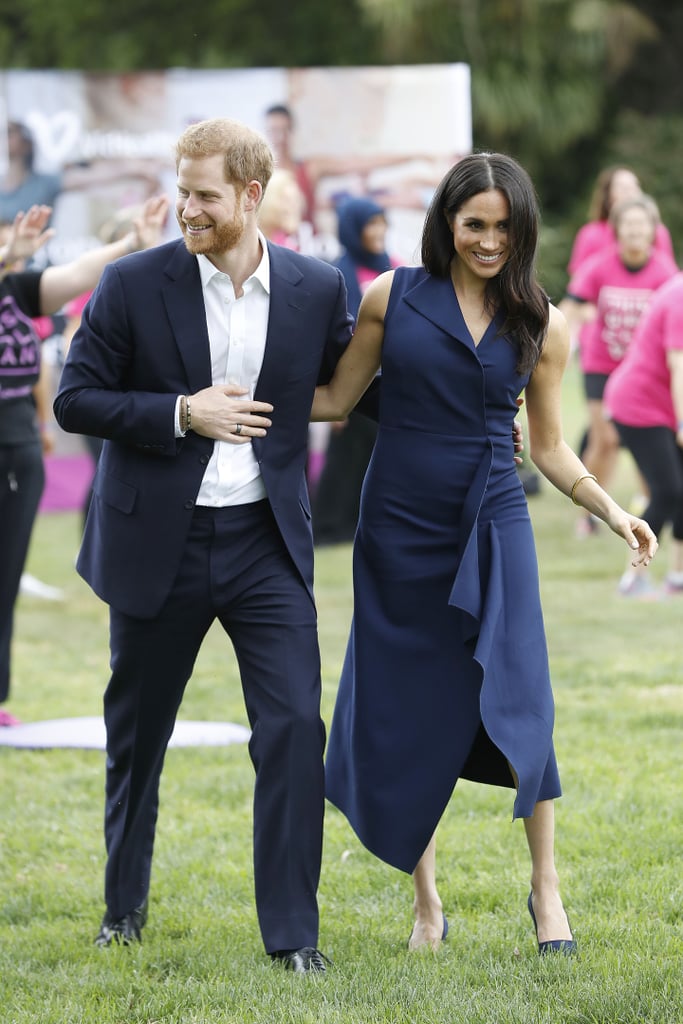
[54,239,354,619]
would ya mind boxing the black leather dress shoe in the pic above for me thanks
[94,900,148,947]
[271,946,331,974]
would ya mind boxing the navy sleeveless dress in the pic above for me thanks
[325,266,561,874]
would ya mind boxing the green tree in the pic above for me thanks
[357,0,657,185]
[0,0,382,70]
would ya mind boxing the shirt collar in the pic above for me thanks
[196,231,271,295]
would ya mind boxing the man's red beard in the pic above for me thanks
[177,212,245,255]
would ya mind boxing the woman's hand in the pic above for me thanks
[513,397,524,464]
[125,195,170,253]
[2,205,54,265]
[606,509,658,567]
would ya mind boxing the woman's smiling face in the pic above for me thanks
[449,189,510,280]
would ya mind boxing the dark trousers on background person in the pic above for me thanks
[614,423,683,539]
[313,413,378,546]
[0,441,45,702]
[102,499,326,953]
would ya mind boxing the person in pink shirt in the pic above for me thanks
[604,273,683,598]
[568,166,674,276]
[257,169,306,250]
[560,195,678,535]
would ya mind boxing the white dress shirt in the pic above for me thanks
[190,236,271,506]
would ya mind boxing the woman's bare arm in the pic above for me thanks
[311,270,393,421]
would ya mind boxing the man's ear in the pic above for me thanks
[244,180,263,211]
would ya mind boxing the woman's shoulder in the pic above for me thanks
[547,300,567,330]
[384,263,430,296]
[359,268,397,314]
[541,302,571,359]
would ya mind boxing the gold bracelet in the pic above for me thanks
[570,472,597,505]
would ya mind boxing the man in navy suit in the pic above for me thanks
[54,118,354,974]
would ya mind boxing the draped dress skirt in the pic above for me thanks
[325,266,561,873]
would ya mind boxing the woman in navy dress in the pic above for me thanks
[311,154,657,954]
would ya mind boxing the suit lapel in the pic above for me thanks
[251,244,310,462]
[254,243,308,403]
[159,242,311,459]
[161,242,213,393]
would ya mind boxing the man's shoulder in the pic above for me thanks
[117,237,188,275]
[268,242,341,284]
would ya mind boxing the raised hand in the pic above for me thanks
[2,205,55,264]
[127,195,170,253]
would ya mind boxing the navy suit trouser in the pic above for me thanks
[104,499,325,953]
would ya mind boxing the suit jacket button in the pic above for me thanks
[199,454,209,465]
[184,500,194,510]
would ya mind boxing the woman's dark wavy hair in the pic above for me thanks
[421,152,548,375]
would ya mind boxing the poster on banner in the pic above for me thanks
[0,64,471,267]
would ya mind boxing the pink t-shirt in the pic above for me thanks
[356,261,400,296]
[567,246,677,374]
[64,291,92,320]
[568,220,675,274]
[604,273,683,431]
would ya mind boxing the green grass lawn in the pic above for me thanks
[2,358,682,1023]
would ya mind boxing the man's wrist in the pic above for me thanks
[179,395,192,434]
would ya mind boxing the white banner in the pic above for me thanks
[1,65,471,266]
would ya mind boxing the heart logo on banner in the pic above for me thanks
[25,110,82,170]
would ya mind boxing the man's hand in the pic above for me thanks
[189,385,273,443]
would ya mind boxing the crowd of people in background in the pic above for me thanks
[561,166,681,598]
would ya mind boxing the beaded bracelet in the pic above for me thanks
[185,395,192,432]
[570,472,597,505]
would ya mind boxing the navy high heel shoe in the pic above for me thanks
[527,892,576,956]
[407,913,448,949]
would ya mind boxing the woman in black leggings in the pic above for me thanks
[604,272,683,598]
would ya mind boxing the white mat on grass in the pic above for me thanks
[0,717,251,750]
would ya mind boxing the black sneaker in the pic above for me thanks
[271,946,331,974]
[94,900,148,947]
